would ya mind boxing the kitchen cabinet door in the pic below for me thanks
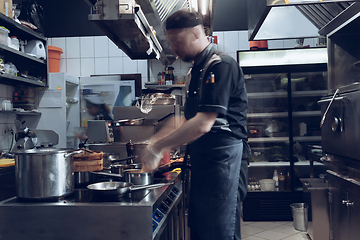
[347,191,360,240]
[330,187,349,240]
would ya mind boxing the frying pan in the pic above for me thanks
[87,181,173,197]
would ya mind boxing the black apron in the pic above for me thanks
[187,139,243,240]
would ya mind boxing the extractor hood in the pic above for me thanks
[84,0,216,65]
[247,0,356,41]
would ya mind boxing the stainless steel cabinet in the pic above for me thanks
[328,170,360,240]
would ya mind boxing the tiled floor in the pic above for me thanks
[241,220,311,240]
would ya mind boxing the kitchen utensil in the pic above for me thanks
[109,155,138,164]
[87,181,173,197]
[15,149,81,199]
[102,153,119,168]
[157,158,183,169]
[320,88,339,128]
[154,161,185,178]
[124,169,153,185]
[24,40,46,59]
[90,171,123,179]
[259,179,276,191]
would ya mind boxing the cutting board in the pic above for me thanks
[0,159,15,168]
[74,159,103,172]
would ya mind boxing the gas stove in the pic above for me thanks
[0,172,184,240]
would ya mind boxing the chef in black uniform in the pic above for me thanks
[76,95,113,142]
[84,95,112,121]
[141,10,248,240]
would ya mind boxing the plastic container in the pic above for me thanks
[0,27,9,45]
[259,179,275,191]
[8,36,19,50]
[290,203,308,232]
[48,45,63,73]
[249,40,268,50]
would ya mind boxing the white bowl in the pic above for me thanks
[259,179,276,191]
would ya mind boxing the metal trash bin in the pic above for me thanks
[290,203,308,232]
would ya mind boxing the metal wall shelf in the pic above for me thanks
[0,14,48,87]
[0,110,41,116]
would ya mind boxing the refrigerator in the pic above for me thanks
[37,73,80,149]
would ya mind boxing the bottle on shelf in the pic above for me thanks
[286,169,291,191]
[160,72,165,85]
[273,169,279,191]
[278,168,286,191]
[157,72,162,85]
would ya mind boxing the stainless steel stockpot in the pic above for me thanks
[15,148,80,199]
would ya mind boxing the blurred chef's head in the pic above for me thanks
[85,95,110,117]
[165,10,209,62]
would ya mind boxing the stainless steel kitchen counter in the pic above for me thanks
[0,172,184,240]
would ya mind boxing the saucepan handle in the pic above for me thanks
[130,182,173,191]
[64,150,83,158]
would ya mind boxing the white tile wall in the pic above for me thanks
[94,36,109,58]
[108,57,123,74]
[66,58,81,76]
[65,37,80,59]
[48,30,319,83]
[80,57,95,76]
[80,37,95,58]
[224,31,240,54]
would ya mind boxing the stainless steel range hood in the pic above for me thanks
[247,0,356,41]
[85,0,216,65]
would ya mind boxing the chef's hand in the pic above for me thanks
[75,132,88,141]
[141,146,163,172]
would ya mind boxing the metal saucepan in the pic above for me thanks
[102,153,120,168]
[91,161,143,180]
[110,163,142,177]
[124,169,153,185]
[87,181,173,197]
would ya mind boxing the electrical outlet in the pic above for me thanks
[2,128,13,135]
